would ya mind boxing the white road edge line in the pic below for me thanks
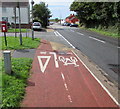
[54,31,59,36]
[117,46,120,49]
[56,31,62,36]
[56,31,76,49]
[89,36,106,43]
[72,51,120,106]
[77,32,84,36]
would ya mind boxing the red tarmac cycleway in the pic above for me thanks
[21,40,118,107]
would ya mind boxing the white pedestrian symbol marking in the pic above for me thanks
[59,56,79,67]
[37,56,51,73]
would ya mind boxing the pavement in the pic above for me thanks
[20,39,119,108]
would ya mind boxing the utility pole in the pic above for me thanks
[17,2,22,45]
[31,0,34,40]
[14,7,17,37]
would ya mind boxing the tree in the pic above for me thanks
[70,2,120,30]
[33,2,51,27]
[55,18,59,22]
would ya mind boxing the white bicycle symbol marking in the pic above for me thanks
[59,56,79,67]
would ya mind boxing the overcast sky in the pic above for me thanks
[29,0,75,19]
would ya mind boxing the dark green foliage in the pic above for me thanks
[70,2,120,34]
[1,58,32,108]
[33,2,51,28]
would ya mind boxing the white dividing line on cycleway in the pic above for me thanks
[89,36,106,43]
[77,32,84,36]
[61,72,73,103]
[72,51,120,106]
[55,31,76,49]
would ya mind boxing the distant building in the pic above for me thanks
[0,0,30,28]
[65,14,79,24]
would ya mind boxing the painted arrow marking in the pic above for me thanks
[37,56,51,73]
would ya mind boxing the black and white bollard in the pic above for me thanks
[3,51,11,74]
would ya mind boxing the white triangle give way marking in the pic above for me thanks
[37,56,51,73]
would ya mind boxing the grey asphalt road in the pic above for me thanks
[51,24,119,84]
[35,23,119,85]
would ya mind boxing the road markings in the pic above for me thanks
[117,46,120,49]
[37,56,51,73]
[61,72,65,81]
[54,31,59,36]
[56,31,76,49]
[56,31,62,36]
[61,72,73,103]
[72,51,119,106]
[49,52,59,68]
[68,95,73,103]
[64,83,69,91]
[89,36,106,43]
[59,56,79,67]
[77,32,84,36]
[40,52,47,54]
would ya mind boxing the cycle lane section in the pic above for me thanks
[21,40,119,108]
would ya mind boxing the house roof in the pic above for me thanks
[0,0,29,7]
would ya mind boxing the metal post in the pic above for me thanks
[31,0,34,40]
[4,32,7,46]
[18,3,22,45]
[14,7,17,37]
[3,51,11,74]
[26,29,27,37]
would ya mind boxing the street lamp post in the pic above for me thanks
[31,0,34,40]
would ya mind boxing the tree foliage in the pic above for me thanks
[70,2,120,31]
[33,2,51,27]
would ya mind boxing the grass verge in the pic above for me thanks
[88,28,119,38]
[8,29,28,33]
[1,36,40,50]
[0,58,2,108]
[1,58,32,108]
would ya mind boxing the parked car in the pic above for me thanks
[70,23,78,27]
[62,22,66,26]
[66,23,71,26]
[32,22,42,30]
[49,22,54,25]
[62,22,71,26]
